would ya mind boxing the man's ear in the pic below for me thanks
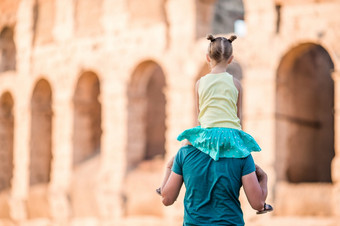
[227,55,234,64]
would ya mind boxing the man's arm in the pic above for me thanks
[159,157,183,206]
[161,172,183,206]
[242,165,268,211]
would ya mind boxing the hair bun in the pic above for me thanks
[206,34,216,42]
[227,35,237,43]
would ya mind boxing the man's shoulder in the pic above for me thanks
[178,145,199,155]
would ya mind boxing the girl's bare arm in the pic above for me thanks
[233,78,243,125]
[195,80,200,126]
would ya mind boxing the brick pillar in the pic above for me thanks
[332,71,340,217]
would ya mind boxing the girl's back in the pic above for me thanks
[198,72,241,130]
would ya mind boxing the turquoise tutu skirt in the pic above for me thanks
[177,126,261,160]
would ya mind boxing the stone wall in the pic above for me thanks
[0,0,339,225]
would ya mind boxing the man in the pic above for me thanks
[158,145,271,226]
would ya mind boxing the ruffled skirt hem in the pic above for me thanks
[177,126,261,160]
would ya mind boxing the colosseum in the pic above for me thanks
[0,0,340,225]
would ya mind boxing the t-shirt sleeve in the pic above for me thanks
[171,147,184,175]
[242,154,256,176]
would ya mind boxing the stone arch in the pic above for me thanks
[0,91,14,219]
[127,60,167,170]
[71,71,102,217]
[196,0,245,38]
[73,71,102,165]
[30,79,53,186]
[0,27,16,72]
[212,0,245,35]
[275,43,335,183]
[27,79,53,219]
[125,60,167,216]
[0,92,14,191]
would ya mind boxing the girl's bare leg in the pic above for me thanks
[181,139,192,146]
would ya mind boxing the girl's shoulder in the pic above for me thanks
[200,72,238,86]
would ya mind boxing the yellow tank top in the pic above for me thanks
[198,72,241,130]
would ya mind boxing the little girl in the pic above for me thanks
[176,34,272,214]
[178,34,260,160]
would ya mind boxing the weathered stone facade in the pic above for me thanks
[0,0,340,225]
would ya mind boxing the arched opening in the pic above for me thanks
[30,79,53,185]
[0,92,14,218]
[276,43,334,183]
[195,0,245,38]
[71,71,101,217]
[0,27,16,72]
[127,61,166,170]
[28,79,53,218]
[73,72,101,165]
[32,0,55,45]
[125,61,166,216]
[212,0,245,35]
[0,92,14,191]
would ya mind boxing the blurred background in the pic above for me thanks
[0,0,340,225]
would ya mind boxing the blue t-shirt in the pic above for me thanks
[172,145,256,226]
